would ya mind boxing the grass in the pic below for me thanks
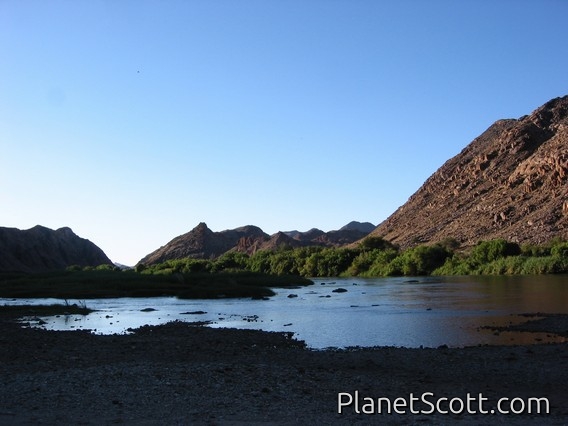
[0,270,313,299]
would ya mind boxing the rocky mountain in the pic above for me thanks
[283,228,325,241]
[0,225,113,273]
[311,228,373,246]
[254,232,305,252]
[283,221,375,245]
[139,221,376,265]
[371,95,568,249]
[139,223,269,264]
[339,221,376,233]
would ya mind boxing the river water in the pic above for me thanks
[3,275,568,349]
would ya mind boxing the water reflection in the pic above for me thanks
[4,275,568,349]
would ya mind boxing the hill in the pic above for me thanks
[139,221,375,265]
[139,223,269,264]
[0,225,113,273]
[371,95,568,248]
[339,221,376,233]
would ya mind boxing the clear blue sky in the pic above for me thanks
[2,1,567,265]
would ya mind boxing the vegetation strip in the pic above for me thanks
[138,236,568,277]
[1,237,566,299]
[0,271,312,299]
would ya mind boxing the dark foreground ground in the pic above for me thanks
[1,310,568,425]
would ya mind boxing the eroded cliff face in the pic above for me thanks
[371,96,568,248]
[0,225,112,273]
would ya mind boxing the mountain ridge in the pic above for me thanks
[138,221,375,265]
[0,225,113,273]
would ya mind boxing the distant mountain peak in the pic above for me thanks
[339,221,376,233]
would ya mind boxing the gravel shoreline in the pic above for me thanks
[1,311,567,425]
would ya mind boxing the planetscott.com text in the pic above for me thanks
[338,391,549,416]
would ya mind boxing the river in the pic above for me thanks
[3,275,568,349]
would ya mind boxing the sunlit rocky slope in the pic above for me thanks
[370,95,568,248]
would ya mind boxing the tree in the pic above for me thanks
[359,236,396,251]
[211,251,249,272]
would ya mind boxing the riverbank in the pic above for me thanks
[0,270,313,299]
[1,310,567,425]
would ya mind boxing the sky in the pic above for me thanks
[1,0,567,265]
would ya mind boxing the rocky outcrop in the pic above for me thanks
[371,95,568,248]
[0,225,112,273]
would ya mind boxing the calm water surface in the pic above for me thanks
[4,275,568,349]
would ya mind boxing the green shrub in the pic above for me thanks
[66,265,82,272]
[521,244,550,257]
[269,251,299,275]
[211,252,250,272]
[477,256,525,275]
[347,250,378,276]
[470,239,521,265]
[359,236,396,251]
[520,256,558,274]
[366,248,402,276]
[248,250,273,274]
[551,242,568,258]
[385,244,452,276]
[95,264,116,271]
[432,254,471,275]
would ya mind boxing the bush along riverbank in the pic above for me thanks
[134,237,568,278]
